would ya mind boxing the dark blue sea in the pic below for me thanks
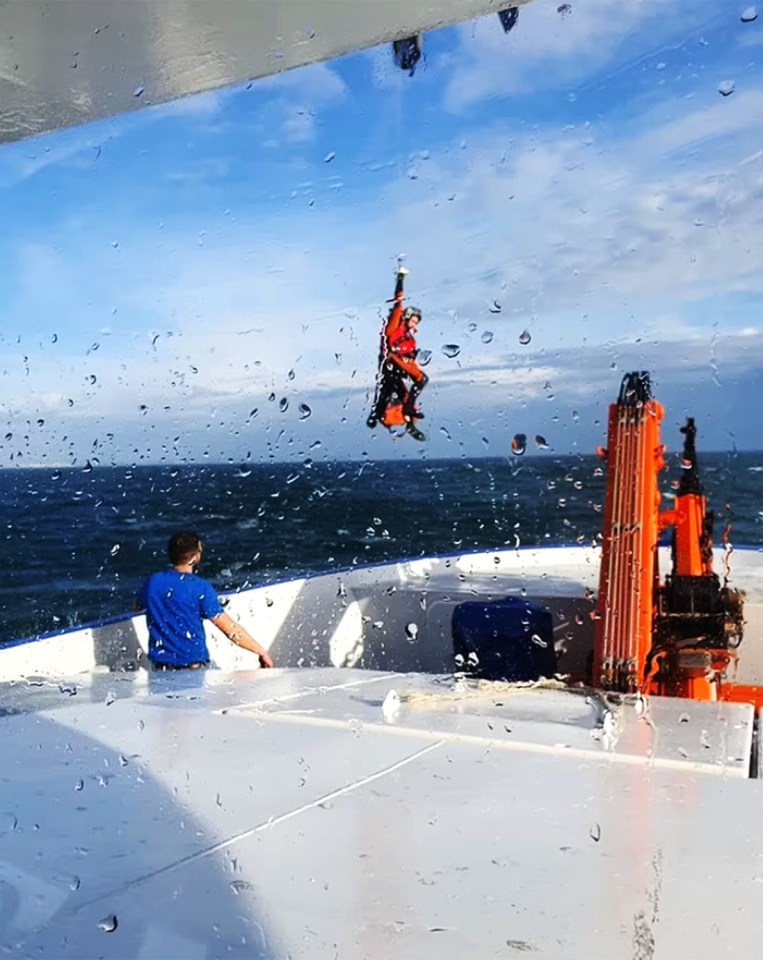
[1,454,761,643]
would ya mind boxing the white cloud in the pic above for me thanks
[440,0,664,112]
[254,62,347,103]
[5,4,763,462]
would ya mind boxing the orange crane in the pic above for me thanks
[593,372,750,705]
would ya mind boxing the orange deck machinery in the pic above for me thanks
[593,372,749,704]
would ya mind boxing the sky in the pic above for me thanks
[1,0,762,466]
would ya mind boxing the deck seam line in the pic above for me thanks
[70,738,443,914]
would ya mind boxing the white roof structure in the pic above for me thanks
[3,665,763,959]
[0,0,528,144]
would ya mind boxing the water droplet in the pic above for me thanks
[467,651,479,668]
[4,432,11,442]
[741,6,758,22]
[229,879,254,895]
[467,322,478,333]
[418,349,432,367]
[324,151,335,163]
[279,397,288,413]
[679,712,690,724]
[133,85,144,98]
[98,914,118,933]
[59,682,77,696]
[572,410,580,423]
[288,368,296,381]
[534,435,549,450]
[718,79,736,97]
[105,691,116,706]
[68,876,81,891]
[530,634,548,648]
[481,331,494,344]
[51,333,58,343]
[589,823,601,842]
[75,779,84,792]
[348,718,363,737]
[489,300,502,313]
[511,434,527,456]
[519,329,531,345]
[558,3,572,15]
[405,622,418,641]
[454,653,465,668]
[442,343,461,358]
[118,753,129,767]
[110,543,120,557]
[298,403,312,420]
[36,418,44,427]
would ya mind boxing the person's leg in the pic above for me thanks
[369,361,404,426]
[400,365,428,421]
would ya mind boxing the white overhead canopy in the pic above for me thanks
[0,0,528,145]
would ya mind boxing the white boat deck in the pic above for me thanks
[3,546,763,958]
[1,666,762,960]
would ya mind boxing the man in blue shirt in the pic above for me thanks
[135,531,275,670]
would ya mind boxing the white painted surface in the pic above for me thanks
[3,546,762,687]
[0,0,531,145]
[0,667,761,959]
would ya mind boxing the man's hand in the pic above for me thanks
[213,611,274,667]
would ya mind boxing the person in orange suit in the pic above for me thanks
[367,266,427,440]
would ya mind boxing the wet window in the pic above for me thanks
[0,0,760,642]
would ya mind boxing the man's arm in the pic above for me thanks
[210,611,275,668]
[383,268,407,345]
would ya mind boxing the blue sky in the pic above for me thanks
[1,0,762,466]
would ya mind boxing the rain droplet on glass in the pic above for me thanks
[418,349,432,366]
[298,403,312,420]
[718,80,735,97]
[405,623,418,641]
[442,343,461,358]
[741,6,758,22]
[511,434,527,456]
[534,435,549,450]
[481,331,494,344]
[468,322,477,333]
[519,329,531,345]
[279,397,289,412]
[324,151,335,163]
[489,300,502,313]
[98,914,118,933]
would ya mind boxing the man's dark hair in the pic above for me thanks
[168,531,202,565]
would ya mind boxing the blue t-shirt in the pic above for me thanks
[138,570,224,666]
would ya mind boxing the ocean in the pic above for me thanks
[1,453,761,643]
